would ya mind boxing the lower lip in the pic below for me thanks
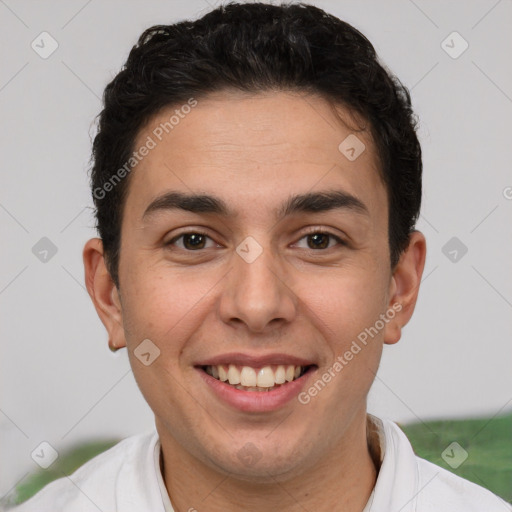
[196,367,316,413]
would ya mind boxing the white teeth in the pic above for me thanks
[227,364,241,385]
[218,365,228,381]
[257,366,275,388]
[206,363,307,389]
[275,365,286,384]
[240,367,257,387]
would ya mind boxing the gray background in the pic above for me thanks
[1,0,511,500]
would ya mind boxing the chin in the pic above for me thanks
[200,435,317,484]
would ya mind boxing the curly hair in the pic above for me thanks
[90,1,422,287]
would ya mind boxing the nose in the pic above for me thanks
[218,239,297,334]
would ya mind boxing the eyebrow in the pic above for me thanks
[142,190,369,221]
[279,190,369,218]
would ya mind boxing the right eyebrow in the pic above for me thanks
[142,191,234,221]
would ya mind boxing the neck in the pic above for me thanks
[159,412,379,512]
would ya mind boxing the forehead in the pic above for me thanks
[126,90,386,224]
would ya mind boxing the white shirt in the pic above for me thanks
[9,415,511,511]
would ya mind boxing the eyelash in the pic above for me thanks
[166,229,346,251]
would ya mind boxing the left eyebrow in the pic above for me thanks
[277,190,369,218]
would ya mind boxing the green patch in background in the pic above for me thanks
[6,439,120,507]
[399,412,512,503]
[5,413,512,506]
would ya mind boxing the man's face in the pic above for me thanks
[110,91,398,479]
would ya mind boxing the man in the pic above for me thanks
[11,2,511,511]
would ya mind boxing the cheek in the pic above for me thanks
[297,273,386,417]
[120,264,217,351]
[120,269,203,414]
[298,265,389,349]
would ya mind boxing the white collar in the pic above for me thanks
[154,438,175,512]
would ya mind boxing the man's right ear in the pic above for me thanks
[83,238,127,351]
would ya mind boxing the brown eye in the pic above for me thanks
[182,233,206,250]
[295,231,345,250]
[307,233,330,249]
[167,232,214,250]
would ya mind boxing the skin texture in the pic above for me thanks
[84,90,426,511]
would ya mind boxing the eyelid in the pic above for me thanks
[299,226,345,238]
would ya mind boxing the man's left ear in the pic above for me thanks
[383,230,426,345]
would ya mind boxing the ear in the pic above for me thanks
[383,231,426,345]
[83,238,127,351]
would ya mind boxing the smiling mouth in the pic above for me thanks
[200,364,315,392]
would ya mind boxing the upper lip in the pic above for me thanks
[195,352,316,368]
